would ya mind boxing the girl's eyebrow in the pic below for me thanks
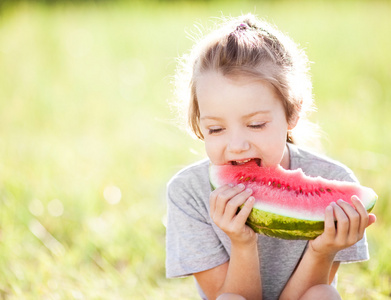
[200,116,223,121]
[200,110,271,121]
[243,110,271,119]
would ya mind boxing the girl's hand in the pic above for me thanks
[309,195,377,257]
[209,184,257,246]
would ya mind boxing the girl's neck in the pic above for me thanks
[280,144,291,170]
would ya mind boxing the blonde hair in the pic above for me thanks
[174,14,320,148]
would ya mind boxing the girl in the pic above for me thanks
[166,14,376,300]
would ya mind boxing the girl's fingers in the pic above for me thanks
[368,213,377,227]
[315,197,377,254]
[350,196,376,233]
[209,185,254,238]
[223,188,253,220]
[323,204,336,238]
[332,202,350,239]
[209,184,232,216]
[210,184,248,219]
[213,184,243,215]
[337,199,361,244]
[233,196,255,225]
[350,196,369,234]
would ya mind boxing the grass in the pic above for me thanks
[0,1,390,299]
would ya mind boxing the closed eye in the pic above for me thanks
[208,128,224,135]
[248,123,266,129]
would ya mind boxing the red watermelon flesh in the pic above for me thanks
[209,160,377,239]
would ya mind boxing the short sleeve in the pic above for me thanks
[334,233,369,263]
[165,168,229,278]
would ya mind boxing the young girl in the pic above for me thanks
[166,14,376,300]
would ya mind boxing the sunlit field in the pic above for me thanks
[0,1,390,299]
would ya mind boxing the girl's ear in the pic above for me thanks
[288,114,300,130]
[288,100,302,130]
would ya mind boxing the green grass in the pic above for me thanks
[0,1,390,299]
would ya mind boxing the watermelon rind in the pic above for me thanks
[245,207,325,240]
[245,197,375,240]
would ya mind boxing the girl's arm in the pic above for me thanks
[194,184,262,300]
[279,196,376,300]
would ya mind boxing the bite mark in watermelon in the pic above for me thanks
[209,160,377,240]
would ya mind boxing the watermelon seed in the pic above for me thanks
[277,183,281,189]
[319,188,325,193]
[245,177,251,182]
[326,188,332,193]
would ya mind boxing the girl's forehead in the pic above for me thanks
[196,71,284,118]
[196,71,279,102]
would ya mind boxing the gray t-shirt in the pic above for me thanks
[166,143,369,300]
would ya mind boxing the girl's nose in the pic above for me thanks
[227,133,250,153]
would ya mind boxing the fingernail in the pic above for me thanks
[238,183,245,189]
[246,188,252,194]
[247,196,254,204]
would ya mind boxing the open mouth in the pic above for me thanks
[230,158,261,167]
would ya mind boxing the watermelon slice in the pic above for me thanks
[209,160,377,240]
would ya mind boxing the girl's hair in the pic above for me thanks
[173,14,320,148]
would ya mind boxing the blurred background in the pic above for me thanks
[0,0,390,299]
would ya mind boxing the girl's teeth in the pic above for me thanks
[236,159,251,165]
[231,158,261,166]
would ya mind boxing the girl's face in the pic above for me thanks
[196,71,297,169]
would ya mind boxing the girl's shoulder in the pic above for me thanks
[167,158,211,190]
[166,158,212,214]
[288,143,358,183]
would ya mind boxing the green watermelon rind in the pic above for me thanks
[245,206,325,240]
[245,201,375,240]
